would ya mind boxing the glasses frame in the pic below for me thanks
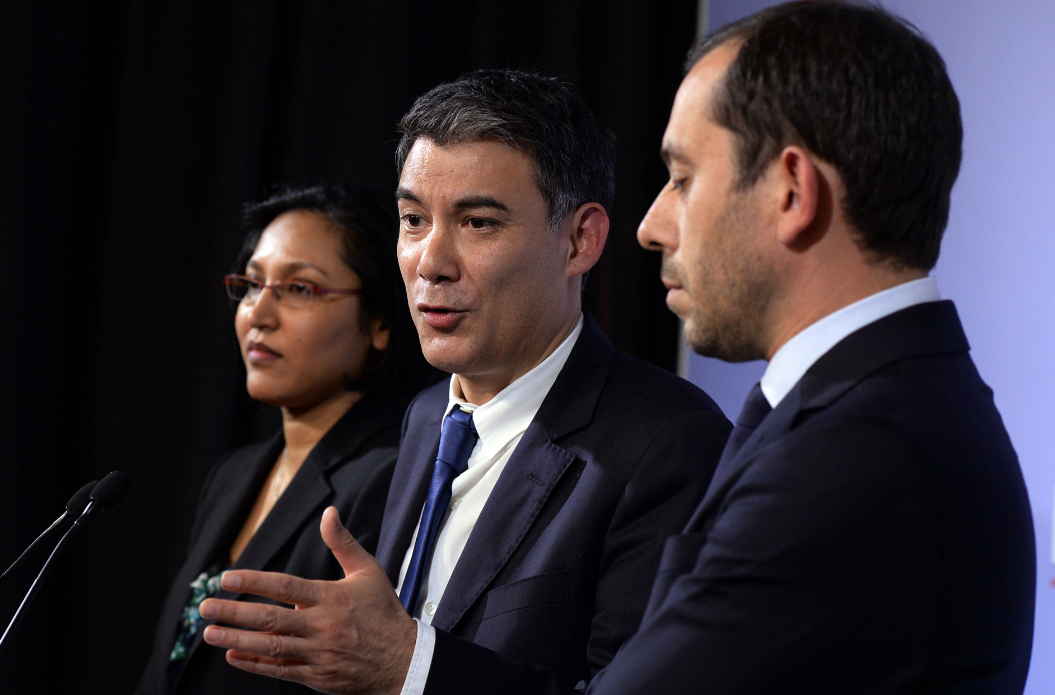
[223,274,362,307]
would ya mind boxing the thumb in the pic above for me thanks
[320,506,373,578]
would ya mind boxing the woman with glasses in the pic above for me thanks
[136,184,437,695]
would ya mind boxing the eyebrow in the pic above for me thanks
[395,187,423,205]
[246,259,331,279]
[660,143,691,167]
[394,188,510,214]
[451,195,509,213]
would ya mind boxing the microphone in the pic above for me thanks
[0,471,130,658]
[0,480,97,586]
[77,471,130,522]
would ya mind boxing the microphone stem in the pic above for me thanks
[0,512,69,586]
[0,505,96,659]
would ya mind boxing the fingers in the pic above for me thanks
[224,649,312,682]
[220,569,320,607]
[199,597,310,636]
[320,506,374,578]
[202,623,311,662]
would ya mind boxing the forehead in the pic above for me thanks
[251,211,344,264]
[664,43,740,163]
[398,138,539,203]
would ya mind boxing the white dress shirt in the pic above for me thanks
[760,277,941,408]
[398,314,584,695]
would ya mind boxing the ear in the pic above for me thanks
[565,202,609,278]
[773,146,820,247]
[369,317,391,352]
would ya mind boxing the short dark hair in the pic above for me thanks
[395,69,617,229]
[687,1,962,271]
[236,184,440,403]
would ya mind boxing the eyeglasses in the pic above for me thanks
[223,274,362,308]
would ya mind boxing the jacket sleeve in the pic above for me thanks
[584,425,939,695]
[585,405,729,673]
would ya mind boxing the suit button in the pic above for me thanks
[423,602,437,617]
[451,497,462,510]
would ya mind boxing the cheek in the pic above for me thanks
[397,238,420,282]
[298,313,370,372]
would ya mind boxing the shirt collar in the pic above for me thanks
[760,277,941,408]
[445,313,584,467]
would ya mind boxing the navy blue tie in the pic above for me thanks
[718,382,772,468]
[399,407,478,614]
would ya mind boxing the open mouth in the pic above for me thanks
[418,304,467,330]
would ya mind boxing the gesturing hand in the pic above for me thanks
[199,506,417,695]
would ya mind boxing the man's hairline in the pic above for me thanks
[396,134,578,234]
[685,36,878,265]
[688,27,936,273]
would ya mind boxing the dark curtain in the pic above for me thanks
[0,1,695,691]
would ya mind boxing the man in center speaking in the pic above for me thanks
[378,69,730,688]
[200,68,731,692]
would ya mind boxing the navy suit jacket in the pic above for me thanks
[136,392,401,695]
[426,301,1036,695]
[374,314,732,689]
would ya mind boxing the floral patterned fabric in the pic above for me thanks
[167,564,227,680]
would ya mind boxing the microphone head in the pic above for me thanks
[66,481,97,516]
[89,471,130,512]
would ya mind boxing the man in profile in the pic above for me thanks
[196,69,730,692]
[198,4,1036,694]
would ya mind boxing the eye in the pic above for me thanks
[245,277,264,291]
[670,176,688,191]
[401,213,425,228]
[286,282,315,298]
[467,217,495,230]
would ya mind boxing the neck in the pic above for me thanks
[764,264,926,360]
[280,390,363,462]
[456,307,580,406]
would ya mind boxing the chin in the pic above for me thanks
[246,387,285,408]
[246,375,289,406]
[686,321,764,363]
[420,341,474,376]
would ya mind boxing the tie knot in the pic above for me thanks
[447,406,475,429]
[437,407,478,476]
[737,383,772,429]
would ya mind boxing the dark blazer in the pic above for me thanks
[136,392,401,695]
[428,301,1037,695]
[375,314,732,690]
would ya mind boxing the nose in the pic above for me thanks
[637,186,678,253]
[242,284,280,329]
[415,221,461,284]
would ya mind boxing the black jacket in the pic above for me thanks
[136,392,401,695]
[427,301,1036,695]
[375,314,732,691]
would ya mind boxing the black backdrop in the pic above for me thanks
[0,1,696,691]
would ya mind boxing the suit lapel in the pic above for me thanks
[232,392,395,574]
[175,436,280,671]
[179,436,281,591]
[230,460,333,572]
[185,394,396,663]
[685,300,970,532]
[376,384,447,584]
[432,426,578,631]
[685,386,801,530]
[431,315,613,631]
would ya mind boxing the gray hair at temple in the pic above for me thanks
[395,69,617,231]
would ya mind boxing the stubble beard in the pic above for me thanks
[682,188,775,363]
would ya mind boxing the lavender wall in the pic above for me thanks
[689,2,1055,692]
